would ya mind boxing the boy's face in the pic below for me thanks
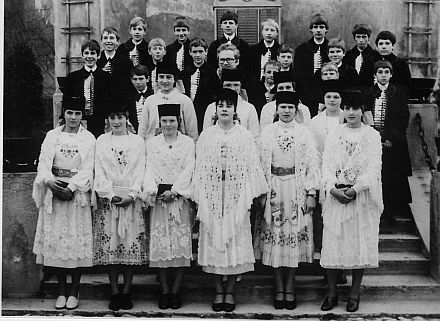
[223,81,241,94]
[277,52,293,69]
[157,73,175,93]
[221,20,237,36]
[218,49,238,70]
[276,82,294,92]
[262,24,278,43]
[174,27,189,43]
[131,74,148,92]
[375,67,392,85]
[82,47,99,68]
[310,24,328,41]
[190,46,207,66]
[377,39,394,56]
[354,34,369,51]
[263,65,279,85]
[328,47,345,64]
[130,24,146,42]
[101,31,119,53]
[149,45,166,62]
[321,70,339,80]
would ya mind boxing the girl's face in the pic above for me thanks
[344,106,363,127]
[157,73,175,94]
[324,92,342,112]
[64,110,82,130]
[160,116,179,135]
[130,24,146,42]
[108,113,127,134]
[276,103,297,123]
[216,100,235,124]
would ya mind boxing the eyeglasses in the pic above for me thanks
[219,57,236,63]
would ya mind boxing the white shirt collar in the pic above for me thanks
[314,38,325,45]
[264,40,274,48]
[105,52,116,60]
[378,83,389,91]
[84,65,97,73]
[224,33,236,41]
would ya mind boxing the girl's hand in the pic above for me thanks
[114,196,134,207]
[304,195,316,213]
[158,190,177,203]
[330,188,353,204]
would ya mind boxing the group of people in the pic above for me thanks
[32,9,412,314]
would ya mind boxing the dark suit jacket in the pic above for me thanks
[181,63,218,132]
[248,39,280,87]
[64,67,113,137]
[165,39,192,72]
[344,45,377,89]
[207,35,250,73]
[122,86,154,133]
[372,52,412,92]
[248,80,273,118]
[363,83,412,177]
[293,37,329,110]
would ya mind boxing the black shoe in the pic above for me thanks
[212,292,224,312]
[284,292,297,310]
[273,291,285,310]
[337,271,347,285]
[321,295,338,311]
[346,296,360,312]
[223,292,236,312]
[159,293,170,310]
[120,293,133,310]
[109,293,121,311]
[170,292,182,309]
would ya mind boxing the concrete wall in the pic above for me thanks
[2,173,41,297]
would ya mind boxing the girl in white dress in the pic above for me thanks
[258,91,320,310]
[320,92,382,312]
[93,101,148,311]
[194,88,268,312]
[33,96,95,310]
[143,103,195,310]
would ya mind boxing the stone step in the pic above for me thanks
[38,273,440,302]
[379,233,421,252]
[379,216,415,234]
[5,293,440,318]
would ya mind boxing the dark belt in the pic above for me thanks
[52,167,77,178]
[221,170,226,181]
[335,183,353,189]
[271,165,295,176]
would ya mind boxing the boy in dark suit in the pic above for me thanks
[207,10,249,73]
[64,40,113,137]
[363,60,412,222]
[181,38,217,133]
[249,18,280,86]
[165,16,192,72]
[97,27,121,76]
[344,24,376,89]
[277,44,294,72]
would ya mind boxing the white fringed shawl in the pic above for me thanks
[193,124,268,251]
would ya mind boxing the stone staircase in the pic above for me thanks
[3,215,440,318]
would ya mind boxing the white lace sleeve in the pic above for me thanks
[94,138,116,200]
[68,137,95,193]
[172,138,195,199]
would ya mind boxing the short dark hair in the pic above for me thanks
[352,24,372,38]
[309,13,328,29]
[374,60,393,74]
[174,16,190,30]
[278,43,293,55]
[81,39,100,54]
[328,37,346,52]
[375,31,397,45]
[101,26,120,40]
[220,10,238,24]
[189,38,208,50]
[130,64,149,78]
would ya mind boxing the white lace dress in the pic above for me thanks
[33,126,96,268]
[93,133,149,265]
[143,133,195,268]
[320,124,383,269]
[194,124,268,274]
[257,121,320,267]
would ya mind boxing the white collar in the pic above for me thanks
[224,33,236,41]
[132,39,142,46]
[314,38,325,45]
[264,40,274,48]
[105,52,116,60]
[378,83,389,91]
[84,65,97,73]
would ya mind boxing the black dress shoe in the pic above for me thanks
[109,293,121,311]
[159,293,170,310]
[274,291,285,309]
[170,292,182,309]
[320,295,338,311]
[212,292,224,312]
[284,292,297,310]
[120,293,133,310]
[223,292,236,312]
[346,296,360,312]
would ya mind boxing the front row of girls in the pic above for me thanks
[34,58,400,312]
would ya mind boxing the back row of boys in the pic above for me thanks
[63,11,411,139]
